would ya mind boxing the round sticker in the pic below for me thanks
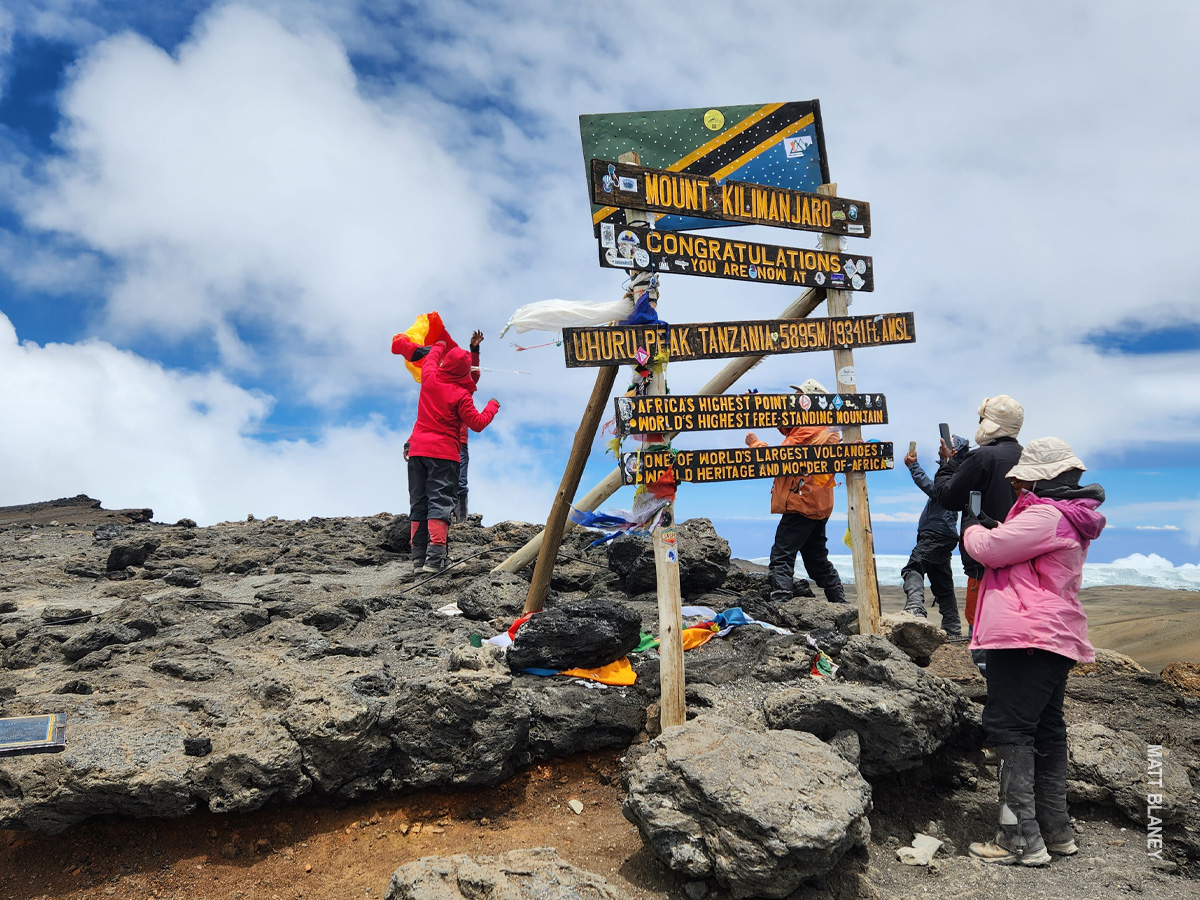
[703,109,725,131]
[851,273,864,290]
[837,365,856,385]
[814,272,826,285]
[633,248,650,267]
[748,265,758,279]
[617,229,639,258]
[798,394,812,410]
[856,259,867,274]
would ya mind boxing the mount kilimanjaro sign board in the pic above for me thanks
[598,224,874,290]
[615,393,888,435]
[590,158,871,238]
[563,313,915,368]
[619,442,895,486]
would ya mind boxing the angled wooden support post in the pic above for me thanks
[818,183,881,635]
[521,150,646,614]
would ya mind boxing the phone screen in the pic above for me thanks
[969,491,982,516]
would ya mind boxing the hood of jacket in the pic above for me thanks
[440,347,478,393]
[1012,490,1106,542]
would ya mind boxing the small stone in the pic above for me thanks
[568,799,584,815]
[683,881,710,900]
[410,822,422,835]
[304,864,312,873]
[183,737,212,757]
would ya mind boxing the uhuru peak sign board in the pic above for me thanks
[591,159,869,237]
[581,101,856,233]
[563,313,915,368]
[620,443,895,486]
[599,224,873,289]
[615,392,888,435]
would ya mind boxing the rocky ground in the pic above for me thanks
[0,496,1198,900]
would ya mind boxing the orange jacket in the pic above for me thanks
[748,426,840,519]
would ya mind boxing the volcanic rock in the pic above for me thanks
[1066,722,1194,824]
[385,848,634,900]
[507,599,640,672]
[607,518,730,596]
[880,611,946,664]
[456,572,528,621]
[105,539,161,571]
[622,717,871,898]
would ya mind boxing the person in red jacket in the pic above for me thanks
[392,334,499,572]
[746,378,848,605]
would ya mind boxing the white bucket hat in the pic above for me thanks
[1007,437,1086,482]
[975,394,1024,446]
[788,378,830,394]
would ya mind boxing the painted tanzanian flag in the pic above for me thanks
[393,312,458,382]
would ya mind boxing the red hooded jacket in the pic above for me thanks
[393,336,498,461]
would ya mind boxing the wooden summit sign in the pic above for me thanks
[615,392,888,434]
[598,224,874,290]
[590,159,871,237]
[563,313,915,367]
[619,442,895,486]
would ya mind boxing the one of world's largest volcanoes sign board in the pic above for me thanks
[615,392,888,435]
[619,442,895,485]
[563,313,915,367]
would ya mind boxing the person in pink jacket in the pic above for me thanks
[960,438,1105,867]
[392,334,499,573]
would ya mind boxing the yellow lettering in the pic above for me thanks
[645,177,659,207]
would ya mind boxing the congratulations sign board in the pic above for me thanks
[598,224,874,289]
[615,393,888,435]
[581,101,832,233]
[563,313,914,368]
[619,442,895,485]
[590,159,870,237]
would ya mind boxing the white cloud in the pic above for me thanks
[1135,525,1182,531]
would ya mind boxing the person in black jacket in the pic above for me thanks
[933,395,1024,659]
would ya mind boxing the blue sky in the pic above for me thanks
[0,1,1199,567]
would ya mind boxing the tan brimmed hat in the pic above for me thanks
[788,378,830,394]
[1007,437,1086,482]
[975,394,1024,445]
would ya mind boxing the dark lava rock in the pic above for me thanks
[385,848,634,900]
[379,516,412,553]
[183,737,213,757]
[60,623,142,661]
[175,518,198,528]
[40,606,93,624]
[163,567,203,588]
[607,518,730,596]
[92,524,125,542]
[508,599,641,672]
[622,717,871,898]
[457,572,528,621]
[0,601,18,614]
[105,539,161,571]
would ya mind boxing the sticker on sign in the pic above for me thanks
[784,135,814,159]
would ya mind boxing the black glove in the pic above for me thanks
[411,345,431,362]
[962,509,998,531]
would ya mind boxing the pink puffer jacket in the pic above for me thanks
[965,491,1106,663]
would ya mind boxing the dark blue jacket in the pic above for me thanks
[908,460,959,537]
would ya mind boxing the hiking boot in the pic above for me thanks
[902,569,928,617]
[769,590,792,603]
[972,744,1050,866]
[968,839,1050,867]
[935,590,963,636]
[410,557,426,575]
[823,578,848,604]
[1044,837,1078,855]
[421,543,449,574]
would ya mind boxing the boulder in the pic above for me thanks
[378,516,411,554]
[607,518,730,596]
[385,848,634,900]
[105,539,161,571]
[40,606,93,624]
[763,635,970,775]
[1160,661,1200,696]
[163,567,203,588]
[59,623,142,661]
[1071,647,1150,678]
[880,612,946,664]
[1066,722,1194,824]
[507,599,640,672]
[457,572,528,622]
[622,717,871,899]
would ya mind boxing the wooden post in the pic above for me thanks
[521,150,648,614]
[818,183,881,635]
[492,285,824,575]
[646,357,685,729]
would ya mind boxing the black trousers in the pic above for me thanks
[767,514,843,596]
[982,648,1073,747]
[408,456,460,521]
[901,530,958,608]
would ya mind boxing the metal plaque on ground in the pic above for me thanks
[0,713,67,757]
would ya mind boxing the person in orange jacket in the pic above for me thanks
[746,379,847,604]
